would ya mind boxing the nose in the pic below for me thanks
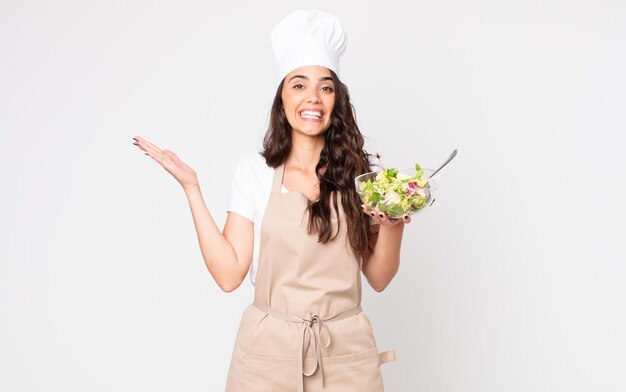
[306,89,321,103]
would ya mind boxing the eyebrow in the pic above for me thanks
[287,75,334,83]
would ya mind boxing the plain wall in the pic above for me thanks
[1,0,625,391]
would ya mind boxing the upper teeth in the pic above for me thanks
[301,110,322,118]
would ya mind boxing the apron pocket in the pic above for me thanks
[320,347,386,391]
[231,304,269,357]
[239,348,386,392]
[228,355,297,392]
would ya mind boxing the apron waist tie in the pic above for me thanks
[252,300,363,392]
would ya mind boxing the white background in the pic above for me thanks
[1,0,625,391]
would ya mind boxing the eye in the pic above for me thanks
[321,86,334,92]
[293,84,304,89]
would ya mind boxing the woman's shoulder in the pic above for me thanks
[236,151,273,174]
[232,152,274,191]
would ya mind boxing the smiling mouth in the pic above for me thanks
[299,110,323,120]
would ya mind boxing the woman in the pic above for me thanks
[133,10,410,391]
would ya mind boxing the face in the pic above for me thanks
[281,65,336,137]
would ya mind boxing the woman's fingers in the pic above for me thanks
[132,138,146,153]
[134,135,157,156]
[162,149,178,161]
[163,149,191,169]
[133,135,199,190]
[133,136,154,154]
[361,204,380,223]
[379,211,410,226]
[362,204,411,225]
[133,137,169,175]
[136,136,166,161]
[401,214,411,224]
[378,211,392,225]
[361,204,384,225]
[134,136,173,169]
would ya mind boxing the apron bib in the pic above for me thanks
[225,162,395,392]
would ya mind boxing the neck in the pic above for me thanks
[286,131,325,172]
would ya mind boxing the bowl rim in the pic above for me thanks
[355,167,440,183]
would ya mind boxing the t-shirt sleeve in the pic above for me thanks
[226,158,255,222]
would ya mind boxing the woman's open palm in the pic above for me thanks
[133,135,199,190]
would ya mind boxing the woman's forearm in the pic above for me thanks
[183,184,242,291]
[362,223,404,292]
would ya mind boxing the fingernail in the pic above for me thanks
[370,212,376,217]
[133,142,138,146]
[144,153,148,155]
[132,137,137,141]
[404,214,409,219]
[378,213,384,218]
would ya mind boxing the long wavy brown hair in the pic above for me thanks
[260,69,377,260]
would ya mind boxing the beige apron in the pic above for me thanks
[225,162,395,392]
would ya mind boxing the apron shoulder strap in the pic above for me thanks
[271,162,285,193]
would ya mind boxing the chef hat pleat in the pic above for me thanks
[270,9,347,87]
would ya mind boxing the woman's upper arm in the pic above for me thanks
[223,211,254,283]
[223,155,257,284]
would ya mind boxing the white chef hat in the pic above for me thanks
[270,9,347,87]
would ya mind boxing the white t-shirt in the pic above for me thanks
[227,152,383,285]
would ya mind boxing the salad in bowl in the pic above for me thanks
[355,163,439,219]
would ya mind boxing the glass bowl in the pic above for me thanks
[355,167,440,219]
